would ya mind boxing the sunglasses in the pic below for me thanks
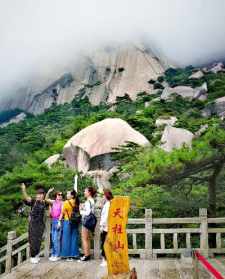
[57,193,63,196]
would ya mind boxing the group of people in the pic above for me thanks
[21,183,113,267]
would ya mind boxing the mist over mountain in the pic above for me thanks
[0,0,225,104]
[1,0,225,257]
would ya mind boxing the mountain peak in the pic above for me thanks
[0,44,165,115]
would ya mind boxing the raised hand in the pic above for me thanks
[21,183,26,190]
[21,183,31,202]
[47,187,54,193]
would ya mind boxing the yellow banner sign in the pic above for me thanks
[104,196,130,275]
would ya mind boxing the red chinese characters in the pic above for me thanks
[113,208,123,219]
[113,240,125,251]
[112,224,123,234]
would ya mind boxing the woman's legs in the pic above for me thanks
[60,221,71,257]
[51,220,61,257]
[100,231,107,258]
[82,226,91,256]
[55,224,62,257]
[29,222,44,258]
[70,225,80,257]
[51,220,57,257]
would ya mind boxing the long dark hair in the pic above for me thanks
[103,189,113,201]
[70,190,80,207]
[86,186,97,198]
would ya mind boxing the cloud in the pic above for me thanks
[0,0,225,100]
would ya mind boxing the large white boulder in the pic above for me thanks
[63,118,150,172]
[189,70,204,79]
[155,116,177,128]
[161,83,207,101]
[160,126,194,152]
[44,154,61,168]
[202,96,225,118]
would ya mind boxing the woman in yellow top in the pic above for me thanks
[58,190,80,261]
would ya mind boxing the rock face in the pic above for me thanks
[44,154,61,168]
[155,116,177,127]
[63,118,150,173]
[189,70,204,79]
[0,44,165,115]
[27,74,74,115]
[202,96,225,118]
[204,62,225,74]
[161,83,207,101]
[86,167,118,192]
[0,112,26,128]
[160,126,194,152]
[194,124,208,138]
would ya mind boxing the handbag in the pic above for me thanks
[82,201,97,232]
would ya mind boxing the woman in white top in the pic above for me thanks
[79,186,97,261]
[99,189,113,267]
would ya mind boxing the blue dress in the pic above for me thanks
[60,199,80,258]
[61,221,79,257]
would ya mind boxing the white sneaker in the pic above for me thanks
[66,258,73,262]
[35,256,40,263]
[49,256,55,262]
[100,259,107,267]
[52,257,60,262]
[30,257,39,264]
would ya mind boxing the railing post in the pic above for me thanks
[5,231,16,274]
[199,208,208,257]
[94,209,101,259]
[145,209,153,259]
[44,217,51,258]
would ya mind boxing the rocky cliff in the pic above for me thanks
[0,44,165,115]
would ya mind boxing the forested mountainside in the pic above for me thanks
[0,65,225,246]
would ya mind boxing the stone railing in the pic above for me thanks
[0,208,225,276]
[126,208,225,259]
[0,217,51,276]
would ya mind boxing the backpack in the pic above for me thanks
[68,200,81,227]
[82,200,97,232]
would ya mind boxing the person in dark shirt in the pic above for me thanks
[21,183,46,264]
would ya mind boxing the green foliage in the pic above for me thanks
[1,68,225,245]
[205,73,225,101]
[113,124,225,218]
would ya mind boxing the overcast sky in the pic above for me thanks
[0,0,225,99]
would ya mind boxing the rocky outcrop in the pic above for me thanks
[0,44,165,115]
[44,154,61,168]
[160,126,194,152]
[203,62,225,74]
[155,116,177,127]
[161,83,207,101]
[26,74,74,115]
[102,46,165,103]
[202,96,225,118]
[86,167,118,192]
[189,70,204,79]
[0,112,26,128]
[194,124,208,138]
[63,118,150,173]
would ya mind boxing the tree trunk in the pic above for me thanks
[208,163,224,217]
